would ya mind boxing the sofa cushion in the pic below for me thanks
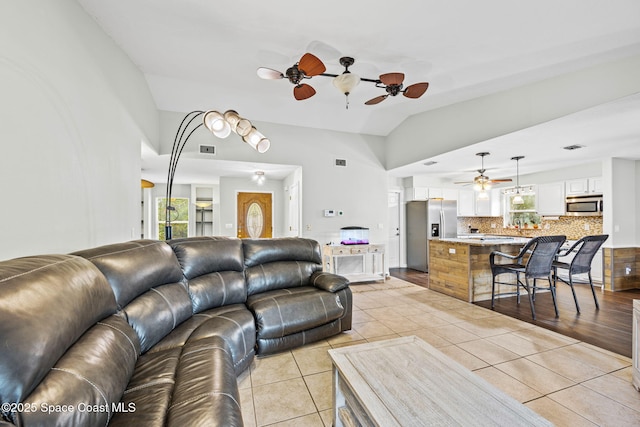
[169,237,247,313]
[243,237,321,267]
[167,336,243,427]
[0,254,116,406]
[73,240,184,309]
[17,315,139,426]
[247,287,345,339]
[124,282,193,353]
[245,260,320,295]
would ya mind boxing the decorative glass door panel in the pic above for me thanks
[237,192,272,238]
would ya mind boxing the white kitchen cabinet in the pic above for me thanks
[458,189,475,216]
[405,187,445,201]
[537,182,565,215]
[565,177,603,196]
[441,188,459,201]
[458,188,501,217]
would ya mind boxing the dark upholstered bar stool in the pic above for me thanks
[552,234,609,313]
[490,235,566,320]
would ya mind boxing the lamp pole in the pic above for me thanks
[164,110,270,240]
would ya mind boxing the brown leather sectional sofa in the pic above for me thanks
[0,237,352,426]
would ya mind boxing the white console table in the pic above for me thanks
[322,244,385,283]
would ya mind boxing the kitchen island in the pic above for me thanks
[429,236,530,302]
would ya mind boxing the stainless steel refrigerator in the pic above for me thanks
[406,199,458,272]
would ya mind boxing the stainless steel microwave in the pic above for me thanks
[565,195,603,216]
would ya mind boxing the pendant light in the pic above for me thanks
[332,57,360,109]
[511,156,525,205]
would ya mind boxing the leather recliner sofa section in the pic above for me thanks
[0,237,352,426]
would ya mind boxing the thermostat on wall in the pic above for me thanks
[324,209,336,217]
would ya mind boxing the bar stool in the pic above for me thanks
[552,234,608,313]
[490,235,566,320]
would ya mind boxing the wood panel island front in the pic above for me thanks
[429,237,530,302]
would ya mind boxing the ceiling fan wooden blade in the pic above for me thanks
[293,83,316,100]
[489,179,513,183]
[404,82,429,99]
[379,72,405,86]
[257,67,284,80]
[298,53,326,76]
[365,95,388,105]
[454,181,473,185]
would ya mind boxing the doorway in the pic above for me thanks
[237,192,273,238]
[388,191,401,268]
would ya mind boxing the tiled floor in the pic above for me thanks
[237,278,640,426]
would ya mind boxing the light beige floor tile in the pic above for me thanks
[430,309,472,324]
[292,346,333,376]
[612,366,634,382]
[365,333,401,343]
[582,373,640,412]
[406,312,453,328]
[495,358,576,394]
[549,343,631,373]
[329,339,368,349]
[438,345,490,371]
[526,348,608,382]
[457,339,521,365]
[525,397,597,427]
[473,366,543,403]
[487,332,560,357]
[378,316,422,333]
[253,377,317,426]
[455,317,518,338]
[579,341,632,365]
[304,371,333,411]
[398,329,452,348]
[318,409,333,427]
[429,324,479,344]
[511,324,579,347]
[365,306,401,320]
[548,384,640,427]
[239,387,256,427]
[251,351,301,387]
[326,329,364,345]
[266,412,325,427]
[351,320,396,339]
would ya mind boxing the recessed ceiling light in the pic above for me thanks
[563,144,585,151]
[423,161,438,166]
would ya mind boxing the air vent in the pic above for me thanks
[335,159,347,167]
[563,144,585,151]
[199,144,216,155]
[423,161,438,166]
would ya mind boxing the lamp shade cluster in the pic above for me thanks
[203,110,270,153]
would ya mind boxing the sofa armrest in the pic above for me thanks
[311,271,350,292]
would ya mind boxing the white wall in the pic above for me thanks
[0,0,159,260]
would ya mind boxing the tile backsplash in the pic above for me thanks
[457,216,603,241]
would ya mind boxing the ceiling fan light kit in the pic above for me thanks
[257,54,429,108]
[455,152,512,192]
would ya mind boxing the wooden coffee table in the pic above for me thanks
[328,336,552,426]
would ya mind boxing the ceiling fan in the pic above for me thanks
[364,73,429,105]
[257,54,429,106]
[257,52,326,100]
[455,152,512,190]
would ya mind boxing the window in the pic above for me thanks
[503,186,540,228]
[157,197,189,240]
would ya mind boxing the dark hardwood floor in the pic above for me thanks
[390,267,640,358]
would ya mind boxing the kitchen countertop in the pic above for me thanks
[439,235,530,246]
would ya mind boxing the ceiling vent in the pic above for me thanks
[335,159,347,167]
[563,144,585,151]
[423,161,438,166]
[199,144,216,155]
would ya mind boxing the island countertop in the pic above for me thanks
[429,238,528,302]
[439,236,531,246]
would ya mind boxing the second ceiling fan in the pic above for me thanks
[455,152,512,190]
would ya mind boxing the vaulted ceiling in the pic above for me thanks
[78,0,640,181]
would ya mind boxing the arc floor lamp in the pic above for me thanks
[165,109,270,240]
